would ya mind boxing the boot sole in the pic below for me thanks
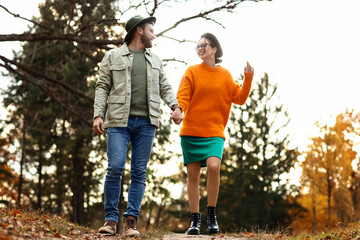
[124,234,140,238]
[186,230,200,235]
[208,229,219,234]
[99,232,115,236]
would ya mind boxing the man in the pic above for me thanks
[93,15,182,237]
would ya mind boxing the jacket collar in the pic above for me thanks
[121,43,152,57]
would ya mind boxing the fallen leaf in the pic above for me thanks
[246,232,255,237]
[69,230,81,235]
[1,223,9,228]
[11,209,21,216]
[54,233,62,238]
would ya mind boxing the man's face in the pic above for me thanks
[141,23,155,48]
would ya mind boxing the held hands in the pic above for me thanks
[93,116,104,135]
[170,108,183,125]
[244,61,254,73]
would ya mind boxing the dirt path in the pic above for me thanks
[160,233,249,240]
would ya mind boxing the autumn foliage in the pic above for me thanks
[293,110,360,233]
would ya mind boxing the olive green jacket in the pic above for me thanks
[93,43,178,128]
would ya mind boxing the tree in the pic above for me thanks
[300,110,358,232]
[219,73,301,231]
[300,146,320,233]
[2,0,118,224]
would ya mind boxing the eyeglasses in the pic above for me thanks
[195,43,209,50]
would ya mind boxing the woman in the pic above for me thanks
[173,33,254,235]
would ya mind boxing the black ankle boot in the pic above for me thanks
[207,206,219,234]
[186,213,201,235]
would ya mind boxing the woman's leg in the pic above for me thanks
[186,162,201,213]
[206,157,221,207]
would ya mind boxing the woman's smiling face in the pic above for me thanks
[196,38,216,61]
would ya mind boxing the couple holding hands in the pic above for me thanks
[93,15,254,237]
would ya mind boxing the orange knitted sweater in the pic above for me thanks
[177,62,253,140]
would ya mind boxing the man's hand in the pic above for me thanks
[170,108,183,125]
[244,61,254,73]
[93,116,104,135]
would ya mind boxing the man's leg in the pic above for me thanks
[103,127,131,223]
[124,117,156,219]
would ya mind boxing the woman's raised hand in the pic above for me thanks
[244,61,254,73]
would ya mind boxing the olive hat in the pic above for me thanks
[124,15,156,43]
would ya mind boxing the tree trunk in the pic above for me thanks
[55,120,66,216]
[312,190,317,234]
[352,171,359,215]
[56,160,64,216]
[155,204,163,228]
[36,144,43,210]
[146,204,153,230]
[311,162,317,234]
[17,122,26,209]
[72,136,85,225]
[327,171,331,231]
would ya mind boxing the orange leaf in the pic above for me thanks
[11,209,20,216]
[1,223,9,228]
[53,233,61,238]
[245,232,255,237]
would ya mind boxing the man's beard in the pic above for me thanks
[141,33,152,48]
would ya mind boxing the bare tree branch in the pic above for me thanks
[156,0,243,37]
[0,55,93,103]
[0,62,91,126]
[162,58,188,65]
[0,4,57,33]
[161,35,196,43]
[75,18,119,34]
[119,2,143,15]
[148,0,158,16]
[203,16,226,28]
[0,33,123,48]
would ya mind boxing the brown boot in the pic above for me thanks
[123,216,140,237]
[98,220,117,235]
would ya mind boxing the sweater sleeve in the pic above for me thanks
[232,72,254,105]
[176,68,193,113]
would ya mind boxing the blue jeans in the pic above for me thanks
[104,117,156,223]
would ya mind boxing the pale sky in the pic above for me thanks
[0,0,359,189]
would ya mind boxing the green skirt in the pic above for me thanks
[181,136,225,168]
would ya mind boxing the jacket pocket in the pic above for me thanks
[110,64,126,71]
[149,94,161,117]
[106,95,126,120]
[110,64,127,95]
